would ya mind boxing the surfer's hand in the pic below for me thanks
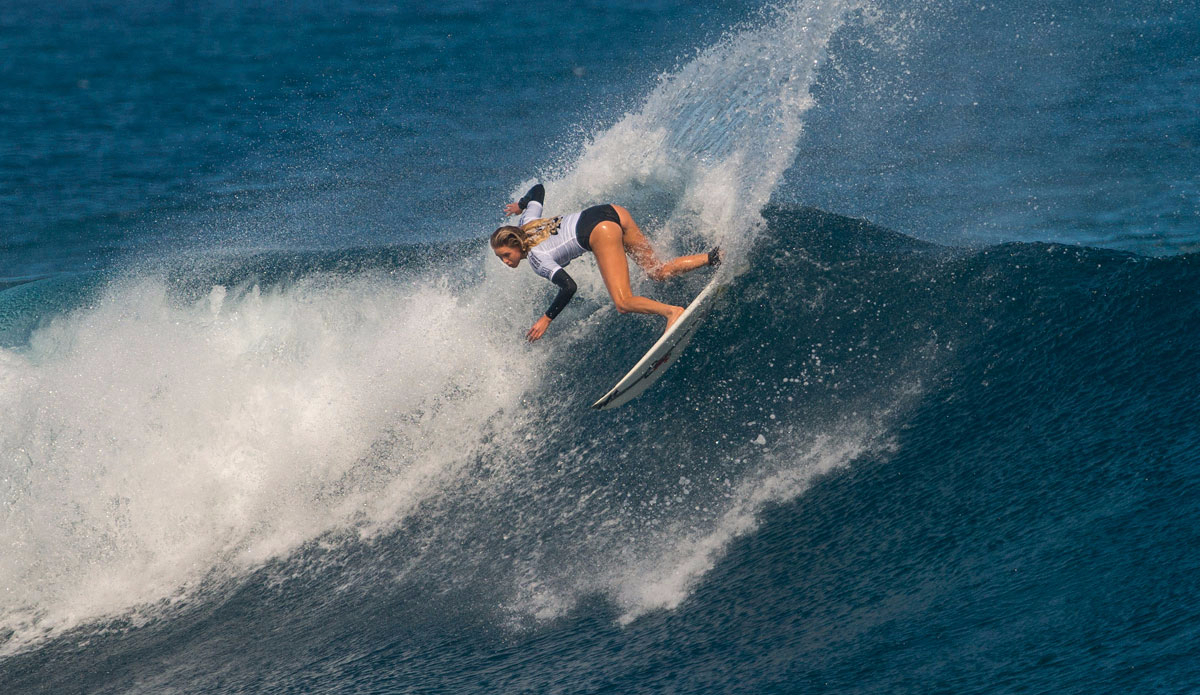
[503,202,522,216]
[526,315,551,342]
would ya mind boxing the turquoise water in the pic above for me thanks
[2,1,1198,692]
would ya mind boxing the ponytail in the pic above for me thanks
[490,216,563,252]
[490,225,526,251]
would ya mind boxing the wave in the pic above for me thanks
[4,202,1195,665]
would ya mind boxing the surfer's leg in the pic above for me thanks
[590,221,685,330]
[612,205,711,281]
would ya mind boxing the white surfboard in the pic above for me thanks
[591,276,726,410]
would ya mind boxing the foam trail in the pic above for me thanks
[610,431,883,624]
[500,415,899,629]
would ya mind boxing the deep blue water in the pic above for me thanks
[2,1,1198,693]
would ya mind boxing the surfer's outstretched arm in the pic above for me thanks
[527,269,576,342]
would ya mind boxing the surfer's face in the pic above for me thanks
[493,244,523,268]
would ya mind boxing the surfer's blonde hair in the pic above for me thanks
[490,217,562,252]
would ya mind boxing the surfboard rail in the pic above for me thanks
[591,276,726,410]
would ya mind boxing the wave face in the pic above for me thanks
[3,208,1198,693]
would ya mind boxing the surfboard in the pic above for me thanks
[591,276,726,410]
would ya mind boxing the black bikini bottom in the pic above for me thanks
[575,204,619,252]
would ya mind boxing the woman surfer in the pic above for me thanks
[491,183,720,341]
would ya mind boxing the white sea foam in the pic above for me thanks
[0,268,543,654]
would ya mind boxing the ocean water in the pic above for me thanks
[2,0,1197,693]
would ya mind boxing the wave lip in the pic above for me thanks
[541,0,860,263]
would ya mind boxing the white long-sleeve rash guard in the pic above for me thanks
[515,184,582,320]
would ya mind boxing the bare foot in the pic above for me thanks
[663,305,685,333]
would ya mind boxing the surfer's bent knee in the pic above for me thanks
[644,267,667,282]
